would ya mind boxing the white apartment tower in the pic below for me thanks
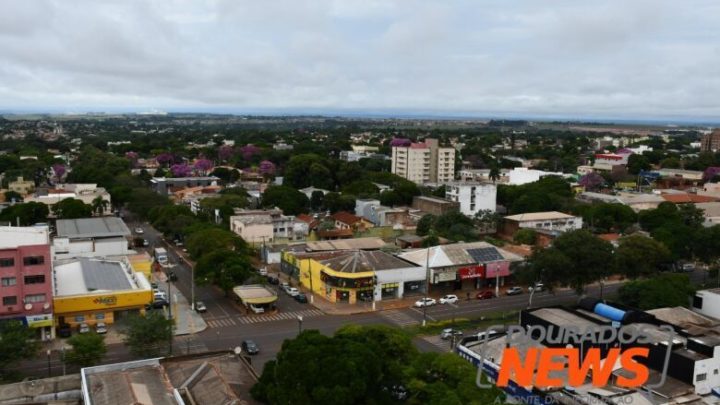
[445,182,497,216]
[391,138,455,184]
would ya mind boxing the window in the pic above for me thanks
[0,258,14,267]
[95,313,105,320]
[23,256,45,266]
[24,275,45,285]
[24,294,46,303]
[697,373,707,382]
[715,369,718,375]
[2,296,17,306]
[74,315,84,322]
[693,295,704,309]
[1,277,16,287]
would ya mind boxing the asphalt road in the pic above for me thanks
[12,217,709,378]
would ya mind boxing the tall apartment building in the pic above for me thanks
[445,182,497,217]
[701,130,720,152]
[391,138,455,184]
[0,225,53,340]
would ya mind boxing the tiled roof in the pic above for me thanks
[331,211,363,225]
[661,194,719,204]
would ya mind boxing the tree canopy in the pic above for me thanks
[65,332,107,368]
[618,273,695,310]
[0,321,40,378]
[123,312,174,358]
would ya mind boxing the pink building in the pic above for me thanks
[0,225,53,340]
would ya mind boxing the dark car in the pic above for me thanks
[476,291,495,300]
[57,324,72,338]
[166,271,178,282]
[294,293,308,303]
[151,299,169,309]
[266,276,280,285]
[241,339,259,355]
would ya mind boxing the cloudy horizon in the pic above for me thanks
[2,1,719,121]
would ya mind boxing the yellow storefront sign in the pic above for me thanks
[53,289,153,314]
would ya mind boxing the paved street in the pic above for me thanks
[12,217,709,378]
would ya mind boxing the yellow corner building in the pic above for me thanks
[53,258,153,328]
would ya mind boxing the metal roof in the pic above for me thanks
[56,217,131,238]
[80,259,132,291]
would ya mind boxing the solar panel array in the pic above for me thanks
[467,247,503,263]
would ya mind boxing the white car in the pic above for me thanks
[528,283,545,293]
[439,294,459,304]
[95,322,107,334]
[286,287,300,297]
[414,298,437,308]
[249,304,265,314]
[134,227,144,234]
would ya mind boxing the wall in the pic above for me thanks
[0,244,53,318]
[54,288,152,326]
[374,267,426,300]
[53,238,128,260]
[289,252,375,304]
[230,219,273,244]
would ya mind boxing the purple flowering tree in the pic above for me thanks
[125,151,139,168]
[704,167,720,182]
[389,138,412,147]
[170,163,192,178]
[52,164,66,179]
[579,172,605,191]
[194,159,214,175]
[259,160,276,176]
[239,144,260,161]
[218,145,235,162]
[156,152,176,167]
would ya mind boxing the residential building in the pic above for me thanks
[150,176,220,195]
[7,176,35,196]
[26,184,112,215]
[330,211,373,231]
[0,225,53,340]
[701,129,720,152]
[391,138,455,184]
[355,199,413,228]
[286,250,425,303]
[458,168,511,184]
[578,191,665,212]
[445,182,497,216]
[53,217,132,260]
[696,202,720,226]
[53,258,152,329]
[229,208,308,244]
[273,142,294,150]
[80,351,258,405]
[592,150,632,171]
[351,145,379,153]
[503,211,582,236]
[398,241,522,292]
[507,167,567,185]
[411,196,460,216]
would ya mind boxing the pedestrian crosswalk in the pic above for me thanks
[380,310,420,327]
[206,317,237,328]
[204,309,325,328]
[237,309,324,324]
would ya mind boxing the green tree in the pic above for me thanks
[615,234,671,279]
[322,192,356,213]
[529,230,614,294]
[123,312,174,358]
[433,210,478,241]
[416,214,436,236]
[513,228,537,245]
[65,332,107,367]
[185,228,247,260]
[341,180,379,197]
[127,188,170,220]
[694,225,720,264]
[53,198,94,219]
[627,154,651,175]
[210,167,240,184]
[310,190,325,211]
[3,190,23,203]
[194,249,253,294]
[579,203,638,233]
[0,201,49,225]
[261,185,309,215]
[473,209,501,234]
[91,196,110,215]
[618,273,695,310]
[0,320,40,377]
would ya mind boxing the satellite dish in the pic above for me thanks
[24,303,32,311]
[43,302,50,310]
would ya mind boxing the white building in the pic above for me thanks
[593,151,632,171]
[391,138,455,184]
[507,168,567,185]
[53,217,131,260]
[692,289,720,324]
[504,211,583,234]
[229,208,308,244]
[26,184,112,215]
[445,182,497,216]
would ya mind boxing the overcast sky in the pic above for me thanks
[1,1,719,120]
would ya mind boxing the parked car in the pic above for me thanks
[440,328,463,340]
[195,301,207,313]
[439,294,459,304]
[414,297,437,308]
[150,282,158,289]
[294,293,308,303]
[528,283,545,292]
[78,323,90,334]
[143,239,150,247]
[134,227,144,234]
[476,291,495,300]
[95,322,107,334]
[241,339,259,355]
[151,299,169,309]
[506,286,523,296]
[286,287,300,297]
[676,261,696,272]
[154,291,167,300]
[258,267,268,276]
[249,304,265,314]
[266,276,279,285]
[57,324,72,338]
[280,282,290,292]
[166,271,178,282]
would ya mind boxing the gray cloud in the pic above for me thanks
[0,0,719,119]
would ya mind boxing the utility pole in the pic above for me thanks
[423,246,430,327]
[167,279,173,355]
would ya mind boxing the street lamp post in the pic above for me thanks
[297,315,303,335]
[422,246,431,327]
[46,349,51,378]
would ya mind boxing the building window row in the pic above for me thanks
[24,293,46,303]
[24,275,45,284]
[2,296,17,306]
[0,256,46,267]
[1,277,17,287]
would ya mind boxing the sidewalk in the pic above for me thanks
[155,270,207,335]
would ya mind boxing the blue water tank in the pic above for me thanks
[594,303,626,322]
